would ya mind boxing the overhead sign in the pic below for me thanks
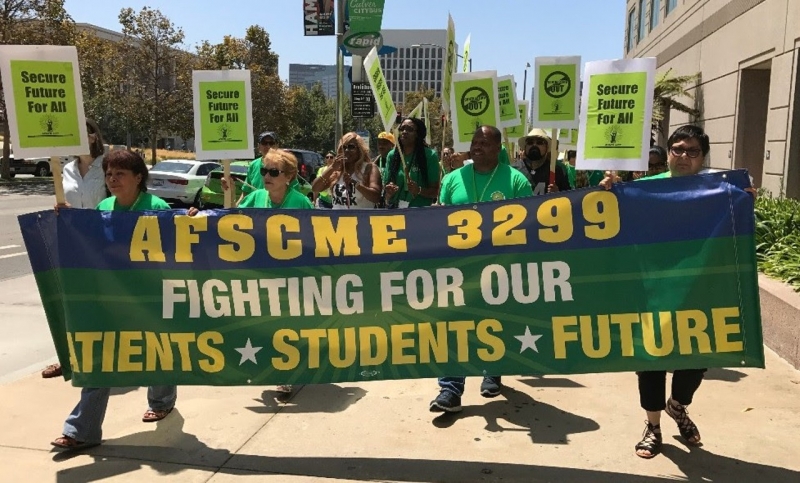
[303,0,335,36]
[351,81,375,119]
[343,0,386,56]
[0,45,89,159]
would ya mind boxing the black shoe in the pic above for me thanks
[429,390,462,413]
[480,376,502,398]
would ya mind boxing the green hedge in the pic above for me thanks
[755,192,800,290]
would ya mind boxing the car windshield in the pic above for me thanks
[151,161,193,173]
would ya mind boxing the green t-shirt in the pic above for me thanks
[637,171,672,181]
[561,162,577,189]
[243,156,266,195]
[439,163,533,206]
[316,166,331,202]
[238,187,313,209]
[383,147,440,207]
[96,192,170,211]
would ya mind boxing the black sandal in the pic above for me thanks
[666,399,701,445]
[635,421,662,459]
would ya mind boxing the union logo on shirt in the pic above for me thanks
[490,191,506,201]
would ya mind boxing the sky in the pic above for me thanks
[63,0,626,100]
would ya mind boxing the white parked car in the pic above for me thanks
[147,159,221,205]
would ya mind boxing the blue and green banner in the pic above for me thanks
[19,170,764,387]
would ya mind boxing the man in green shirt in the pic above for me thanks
[223,131,277,205]
[431,125,533,413]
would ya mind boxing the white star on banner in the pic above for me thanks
[514,326,543,354]
[235,338,262,365]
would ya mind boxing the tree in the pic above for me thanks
[652,69,701,140]
[195,25,287,152]
[0,0,75,179]
[286,83,335,154]
[117,7,193,162]
[401,86,453,153]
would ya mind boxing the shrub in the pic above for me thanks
[755,190,800,290]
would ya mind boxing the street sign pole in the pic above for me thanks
[335,0,345,150]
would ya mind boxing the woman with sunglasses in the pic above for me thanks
[383,117,440,208]
[238,149,313,210]
[41,118,108,380]
[312,132,381,209]
[315,151,336,209]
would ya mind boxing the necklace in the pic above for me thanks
[471,164,500,202]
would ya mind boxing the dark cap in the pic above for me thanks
[258,131,277,143]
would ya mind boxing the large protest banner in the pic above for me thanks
[19,171,763,387]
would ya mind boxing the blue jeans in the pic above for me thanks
[438,376,502,396]
[62,385,177,444]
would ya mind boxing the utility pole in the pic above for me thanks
[335,0,345,149]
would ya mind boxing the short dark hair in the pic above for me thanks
[567,150,577,160]
[667,125,710,156]
[86,118,105,159]
[649,145,668,164]
[102,150,149,192]
[475,125,502,144]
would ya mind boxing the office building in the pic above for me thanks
[378,29,451,106]
[625,0,800,197]
[289,64,351,98]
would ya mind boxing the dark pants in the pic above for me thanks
[637,369,706,412]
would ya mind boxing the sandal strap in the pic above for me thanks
[635,422,662,453]
[667,401,700,439]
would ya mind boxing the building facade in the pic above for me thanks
[289,64,352,98]
[624,0,800,197]
[378,29,450,106]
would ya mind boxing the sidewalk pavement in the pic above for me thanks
[1,349,799,483]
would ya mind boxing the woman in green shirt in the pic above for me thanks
[53,150,175,451]
[237,149,313,209]
[383,117,440,208]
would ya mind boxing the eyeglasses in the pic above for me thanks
[260,167,283,177]
[670,147,702,158]
[343,144,358,151]
[526,138,548,146]
[325,155,334,159]
[398,126,416,133]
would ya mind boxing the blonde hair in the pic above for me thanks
[264,149,298,180]
[323,132,372,188]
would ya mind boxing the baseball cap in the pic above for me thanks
[258,131,277,143]
[377,131,396,145]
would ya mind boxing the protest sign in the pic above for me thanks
[442,14,456,114]
[0,45,88,159]
[531,56,581,130]
[462,34,471,72]
[450,71,499,152]
[505,101,529,142]
[19,171,764,387]
[364,47,397,133]
[496,75,520,129]
[577,58,656,172]
[192,70,254,160]
[0,45,90,204]
[559,129,579,148]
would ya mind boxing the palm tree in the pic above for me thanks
[652,69,701,135]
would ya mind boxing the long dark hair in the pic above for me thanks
[86,118,105,159]
[388,117,429,186]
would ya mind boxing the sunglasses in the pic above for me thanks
[260,139,276,146]
[399,126,416,133]
[260,167,283,177]
[526,138,548,146]
[670,147,702,158]
[325,155,335,159]
[343,144,358,151]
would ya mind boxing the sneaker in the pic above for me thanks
[480,376,502,398]
[429,389,462,413]
[276,385,293,394]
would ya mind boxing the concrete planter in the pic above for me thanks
[759,273,800,369]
